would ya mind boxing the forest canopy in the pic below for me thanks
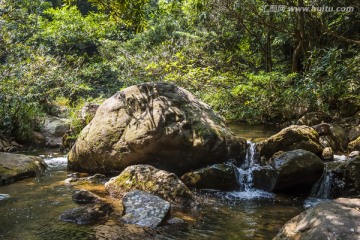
[0,0,359,141]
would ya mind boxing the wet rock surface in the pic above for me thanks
[59,203,112,225]
[181,164,238,191]
[331,156,360,198]
[271,149,324,194]
[121,190,171,228]
[72,189,102,204]
[274,198,360,240]
[0,152,47,185]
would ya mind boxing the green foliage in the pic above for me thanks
[0,0,359,142]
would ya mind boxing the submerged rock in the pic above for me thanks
[331,156,360,198]
[64,173,106,185]
[68,82,246,175]
[274,198,360,240]
[0,152,47,185]
[121,190,170,228]
[72,189,102,204]
[312,123,348,152]
[59,203,112,225]
[105,165,195,207]
[180,164,238,191]
[271,149,324,194]
[257,125,323,161]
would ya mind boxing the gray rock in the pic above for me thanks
[105,165,195,207]
[296,111,332,126]
[349,126,360,142]
[332,156,360,198]
[0,152,47,185]
[271,149,324,194]
[312,123,348,152]
[59,203,112,225]
[72,189,102,204]
[68,82,246,175]
[180,164,238,191]
[40,115,70,148]
[274,198,360,240]
[251,167,277,192]
[121,190,170,228]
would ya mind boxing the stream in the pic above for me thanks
[0,124,308,240]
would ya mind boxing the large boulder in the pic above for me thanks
[271,150,324,194]
[105,165,195,206]
[0,152,47,185]
[274,198,360,240]
[257,125,323,161]
[296,111,332,126]
[68,82,246,175]
[59,203,112,225]
[331,156,360,198]
[180,164,238,191]
[40,115,70,147]
[121,190,170,228]
[348,136,360,152]
[312,123,348,152]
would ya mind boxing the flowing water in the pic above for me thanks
[0,124,305,240]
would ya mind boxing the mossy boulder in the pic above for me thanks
[257,125,323,161]
[105,165,195,207]
[348,136,360,152]
[180,164,238,191]
[271,149,324,194]
[331,156,360,198]
[0,152,47,185]
[68,82,246,175]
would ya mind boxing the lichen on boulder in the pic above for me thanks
[0,152,47,185]
[105,165,195,207]
[257,125,323,161]
[68,82,246,175]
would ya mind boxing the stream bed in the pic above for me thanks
[0,124,308,240]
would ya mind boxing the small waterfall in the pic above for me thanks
[237,141,258,191]
[226,141,273,199]
[311,169,333,199]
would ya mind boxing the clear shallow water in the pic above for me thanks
[0,124,306,240]
[228,122,279,142]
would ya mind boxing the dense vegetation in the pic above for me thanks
[0,0,359,141]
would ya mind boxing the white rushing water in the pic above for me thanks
[226,141,273,200]
[43,156,68,171]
